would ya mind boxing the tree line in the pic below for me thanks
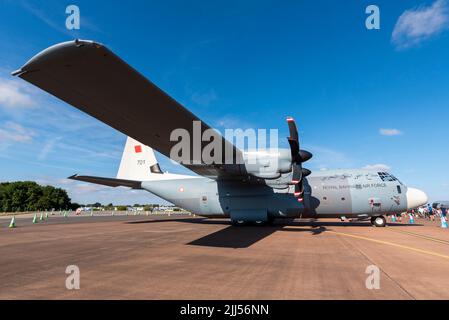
[0,181,77,212]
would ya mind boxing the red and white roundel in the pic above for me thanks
[179,187,184,192]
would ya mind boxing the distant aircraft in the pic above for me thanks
[13,40,428,227]
[433,201,449,209]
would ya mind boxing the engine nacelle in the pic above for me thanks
[242,148,292,179]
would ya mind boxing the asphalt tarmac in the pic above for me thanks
[0,212,448,299]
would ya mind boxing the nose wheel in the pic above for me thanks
[371,216,386,227]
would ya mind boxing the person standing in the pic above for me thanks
[427,204,434,221]
[442,206,447,219]
[418,206,425,218]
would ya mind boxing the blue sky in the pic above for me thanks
[1,0,449,204]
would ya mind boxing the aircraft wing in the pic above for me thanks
[13,40,243,179]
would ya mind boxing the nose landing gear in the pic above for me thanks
[371,215,386,227]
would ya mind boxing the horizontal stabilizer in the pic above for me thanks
[68,174,142,189]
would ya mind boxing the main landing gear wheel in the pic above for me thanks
[371,216,386,227]
[231,220,246,226]
[231,219,271,226]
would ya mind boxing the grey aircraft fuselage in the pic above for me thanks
[142,169,410,219]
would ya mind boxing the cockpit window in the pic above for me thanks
[378,172,398,182]
[393,175,403,185]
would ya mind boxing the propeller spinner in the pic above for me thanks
[286,117,312,202]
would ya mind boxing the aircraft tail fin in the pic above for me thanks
[116,136,163,181]
[68,137,194,188]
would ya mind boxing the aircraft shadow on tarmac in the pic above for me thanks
[126,218,422,249]
[188,226,282,248]
[127,218,322,248]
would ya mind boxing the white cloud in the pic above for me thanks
[379,128,403,136]
[0,122,35,145]
[38,137,62,161]
[191,89,217,107]
[214,116,255,130]
[310,146,349,163]
[0,78,35,108]
[392,0,449,49]
[307,146,353,170]
[363,164,391,171]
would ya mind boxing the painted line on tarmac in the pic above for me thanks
[143,228,194,233]
[328,231,449,261]
[386,229,449,246]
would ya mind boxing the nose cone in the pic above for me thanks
[406,187,428,210]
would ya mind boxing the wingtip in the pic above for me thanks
[68,174,78,179]
[11,69,23,77]
[17,39,103,74]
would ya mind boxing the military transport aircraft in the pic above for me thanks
[13,40,428,227]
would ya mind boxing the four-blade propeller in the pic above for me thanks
[286,117,312,202]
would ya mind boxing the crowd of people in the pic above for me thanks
[390,203,447,223]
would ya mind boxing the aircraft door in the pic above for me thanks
[388,185,404,213]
